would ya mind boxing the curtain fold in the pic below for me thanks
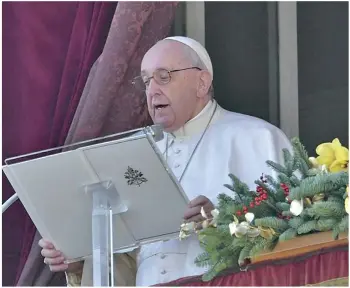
[65,2,179,143]
[3,2,117,286]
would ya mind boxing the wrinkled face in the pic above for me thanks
[140,40,210,132]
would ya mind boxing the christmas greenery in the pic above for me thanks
[180,138,349,281]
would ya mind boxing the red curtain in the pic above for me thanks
[2,2,117,285]
[158,248,348,286]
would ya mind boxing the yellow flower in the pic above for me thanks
[316,138,348,172]
[345,186,349,214]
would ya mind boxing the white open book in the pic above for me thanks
[3,126,189,262]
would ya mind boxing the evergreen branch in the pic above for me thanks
[261,200,280,213]
[306,201,345,219]
[289,217,304,229]
[297,220,318,234]
[276,202,290,211]
[316,218,339,231]
[288,172,348,200]
[249,237,277,257]
[282,148,292,164]
[331,215,348,240]
[277,174,292,186]
[217,193,235,207]
[327,195,345,205]
[265,175,280,190]
[279,228,297,241]
[291,155,299,171]
[291,138,312,169]
[194,252,212,267]
[229,174,251,195]
[254,217,289,231]
[266,160,289,176]
[282,211,293,217]
[223,184,234,192]
[254,180,278,202]
[296,159,310,178]
[336,215,349,233]
[238,241,254,265]
[202,259,227,282]
[290,175,301,187]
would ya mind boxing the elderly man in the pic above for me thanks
[39,36,291,286]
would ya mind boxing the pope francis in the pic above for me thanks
[39,36,292,286]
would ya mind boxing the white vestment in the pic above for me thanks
[136,100,292,286]
[76,99,292,286]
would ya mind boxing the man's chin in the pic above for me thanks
[153,122,175,133]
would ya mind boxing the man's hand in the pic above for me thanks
[39,239,82,273]
[183,195,214,223]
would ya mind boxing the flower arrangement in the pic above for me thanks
[179,138,349,281]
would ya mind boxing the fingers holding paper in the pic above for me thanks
[183,195,214,223]
[39,238,68,272]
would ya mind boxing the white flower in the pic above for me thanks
[180,222,195,232]
[245,212,255,224]
[229,222,237,235]
[235,224,249,238]
[247,227,260,238]
[179,222,196,240]
[229,220,259,238]
[179,230,190,240]
[210,209,220,227]
[321,164,328,173]
[211,208,219,218]
[200,206,208,219]
[202,219,210,229]
[290,199,304,216]
[309,157,319,168]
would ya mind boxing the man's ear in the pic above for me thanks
[197,71,212,98]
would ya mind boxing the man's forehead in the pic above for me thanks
[141,40,188,73]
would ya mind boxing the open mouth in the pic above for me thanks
[154,104,169,110]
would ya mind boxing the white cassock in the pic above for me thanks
[73,99,292,286]
[136,99,292,286]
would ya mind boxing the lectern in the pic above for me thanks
[3,125,189,286]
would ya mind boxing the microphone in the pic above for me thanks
[147,124,164,142]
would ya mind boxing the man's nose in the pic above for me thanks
[147,78,161,95]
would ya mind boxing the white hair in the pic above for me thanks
[181,44,214,99]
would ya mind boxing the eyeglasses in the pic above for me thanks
[131,67,201,91]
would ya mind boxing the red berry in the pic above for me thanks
[243,206,248,211]
[243,210,248,214]
[257,186,263,192]
[236,211,242,216]
[255,200,261,206]
[284,187,289,193]
[255,197,260,202]
[280,183,286,188]
[250,202,255,208]
[262,194,268,200]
